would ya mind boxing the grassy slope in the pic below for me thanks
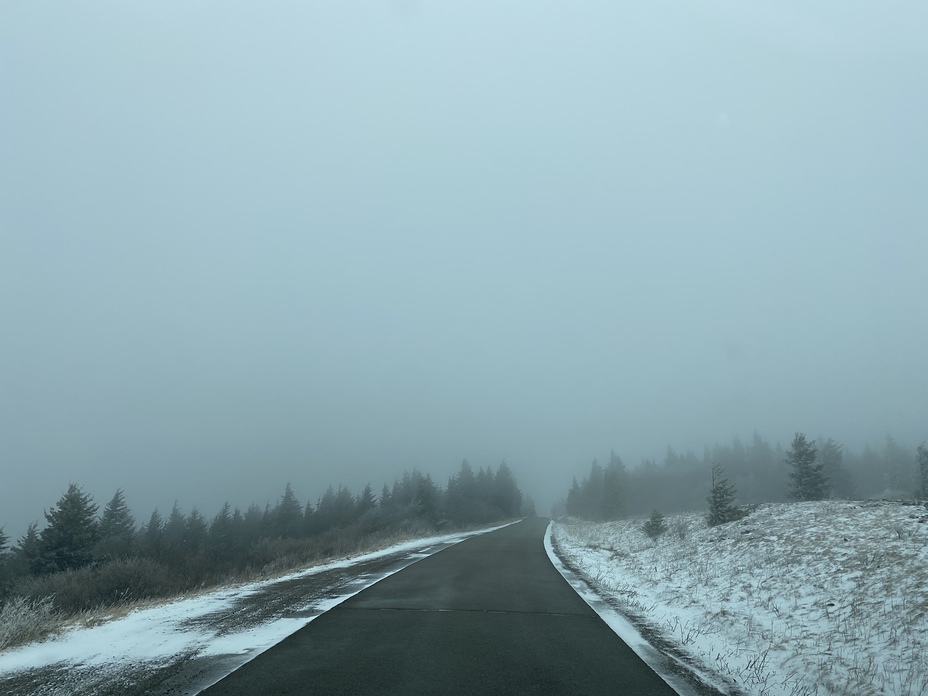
[554,501,928,696]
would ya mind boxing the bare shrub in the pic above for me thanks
[15,558,180,614]
[0,596,58,650]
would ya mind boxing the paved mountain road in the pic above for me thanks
[201,518,680,695]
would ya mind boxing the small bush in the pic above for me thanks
[642,509,668,540]
[15,558,181,613]
[0,596,58,650]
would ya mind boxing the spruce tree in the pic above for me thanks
[600,452,627,520]
[916,444,928,499]
[273,483,303,538]
[39,483,99,573]
[162,503,186,562]
[141,509,164,559]
[15,522,42,575]
[492,461,522,517]
[185,508,209,554]
[355,484,376,517]
[96,489,136,560]
[786,433,827,501]
[819,438,854,499]
[642,509,668,539]
[209,503,235,557]
[0,527,8,597]
[565,477,582,517]
[706,463,743,526]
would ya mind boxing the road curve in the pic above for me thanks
[201,518,678,695]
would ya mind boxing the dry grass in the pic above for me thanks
[1,517,487,654]
[0,598,58,651]
[555,501,928,696]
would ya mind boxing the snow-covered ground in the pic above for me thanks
[0,525,508,695]
[551,501,928,696]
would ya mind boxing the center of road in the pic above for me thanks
[201,518,679,695]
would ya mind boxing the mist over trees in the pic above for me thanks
[561,433,928,522]
[0,461,526,615]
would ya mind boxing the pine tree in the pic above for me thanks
[580,460,605,520]
[96,489,136,560]
[0,527,9,597]
[184,508,209,555]
[209,503,235,557]
[601,452,627,520]
[273,483,303,538]
[38,483,99,573]
[355,484,376,517]
[141,509,163,559]
[818,438,853,498]
[333,485,358,526]
[492,461,522,518]
[786,433,827,501]
[15,522,42,575]
[916,444,928,499]
[565,477,582,517]
[163,503,186,562]
[642,509,668,539]
[706,463,743,526]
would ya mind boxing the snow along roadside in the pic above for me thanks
[544,521,727,696]
[0,522,515,695]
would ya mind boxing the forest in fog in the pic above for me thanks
[562,433,928,521]
[0,461,526,617]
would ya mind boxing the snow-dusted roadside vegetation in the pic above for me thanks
[0,526,507,694]
[553,501,928,696]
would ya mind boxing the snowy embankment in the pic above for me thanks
[552,501,928,696]
[0,525,508,695]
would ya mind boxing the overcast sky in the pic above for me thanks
[2,0,927,535]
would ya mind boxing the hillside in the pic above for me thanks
[552,501,928,696]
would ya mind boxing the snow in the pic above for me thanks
[550,501,928,696]
[0,524,509,689]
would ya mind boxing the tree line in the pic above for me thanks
[563,433,928,524]
[0,460,526,613]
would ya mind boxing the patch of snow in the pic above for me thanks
[551,501,928,696]
[0,523,512,687]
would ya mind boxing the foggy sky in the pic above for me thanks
[2,1,927,536]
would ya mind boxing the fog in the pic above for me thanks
[2,1,926,536]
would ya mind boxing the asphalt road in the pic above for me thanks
[201,518,679,695]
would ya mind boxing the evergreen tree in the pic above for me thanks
[492,461,522,517]
[242,504,264,546]
[580,460,605,520]
[141,509,163,559]
[881,435,913,495]
[0,527,9,598]
[786,433,827,501]
[333,485,358,526]
[14,522,42,575]
[706,463,743,526]
[96,489,136,560]
[38,483,99,573]
[378,484,393,516]
[819,438,854,499]
[209,503,235,558]
[302,499,316,536]
[642,509,668,539]
[314,486,337,532]
[355,483,376,517]
[184,508,209,555]
[916,444,928,499]
[600,452,627,520]
[565,477,582,517]
[273,483,303,538]
[162,503,186,562]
